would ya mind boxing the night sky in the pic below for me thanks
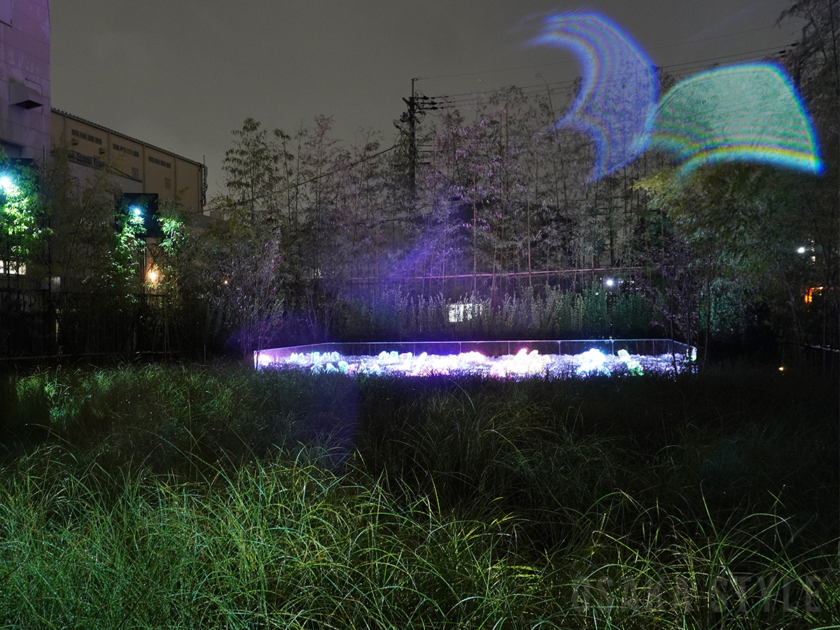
[51,0,805,199]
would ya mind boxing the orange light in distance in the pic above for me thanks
[804,287,823,304]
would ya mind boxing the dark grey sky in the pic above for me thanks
[51,0,804,198]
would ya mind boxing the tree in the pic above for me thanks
[0,155,42,290]
[637,159,828,357]
[197,119,295,356]
[779,0,840,350]
[631,9,840,358]
[0,154,46,355]
[1,145,186,356]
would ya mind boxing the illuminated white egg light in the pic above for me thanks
[575,349,609,375]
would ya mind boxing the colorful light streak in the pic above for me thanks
[256,348,691,379]
[650,63,822,176]
[530,12,657,180]
[527,14,822,179]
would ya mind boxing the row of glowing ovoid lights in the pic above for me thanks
[255,348,676,377]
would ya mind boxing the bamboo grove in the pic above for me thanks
[1,0,837,362]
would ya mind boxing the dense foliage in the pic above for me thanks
[0,363,836,628]
[187,1,837,358]
[1,1,837,363]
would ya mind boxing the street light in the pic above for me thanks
[131,206,142,217]
[0,173,18,196]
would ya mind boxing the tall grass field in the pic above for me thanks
[0,362,837,628]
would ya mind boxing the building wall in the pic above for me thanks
[0,0,51,160]
[51,109,207,214]
[1,0,208,215]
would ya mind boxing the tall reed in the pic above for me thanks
[0,363,836,627]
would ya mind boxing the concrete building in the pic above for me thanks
[0,0,51,161]
[51,109,207,215]
[1,0,207,215]
[1,0,211,299]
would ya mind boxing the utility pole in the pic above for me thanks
[396,78,438,198]
[404,78,417,196]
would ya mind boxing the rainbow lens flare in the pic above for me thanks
[531,12,657,180]
[650,63,822,176]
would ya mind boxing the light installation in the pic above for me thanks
[529,11,658,180]
[650,63,822,176]
[255,347,695,379]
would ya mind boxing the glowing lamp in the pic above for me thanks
[797,246,806,254]
[131,206,142,217]
[575,348,609,375]
[255,353,275,368]
[0,174,18,196]
[605,278,615,288]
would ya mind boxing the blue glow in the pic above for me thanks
[575,348,609,375]
[530,12,657,180]
[0,174,18,196]
[131,206,142,217]
[650,63,822,176]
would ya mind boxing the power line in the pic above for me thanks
[425,44,794,110]
[417,24,799,82]
[438,45,790,102]
[395,42,812,178]
[223,41,799,209]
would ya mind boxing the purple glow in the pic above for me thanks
[255,347,691,379]
[530,12,657,180]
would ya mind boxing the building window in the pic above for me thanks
[71,129,103,145]
[148,156,172,169]
[0,260,26,276]
[448,303,484,323]
[132,167,140,179]
[113,142,140,157]
[164,178,171,190]
[0,140,23,158]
